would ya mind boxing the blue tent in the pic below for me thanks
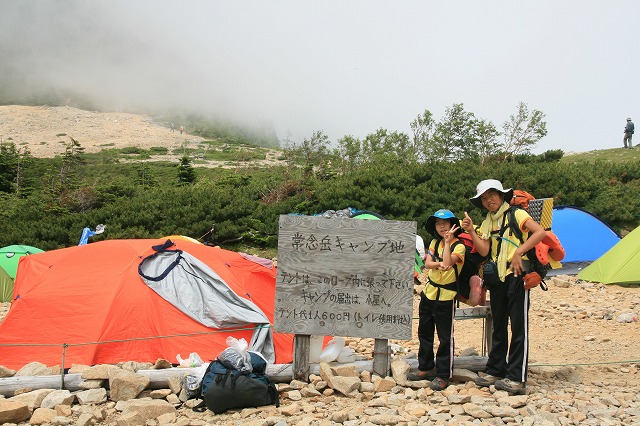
[549,206,620,275]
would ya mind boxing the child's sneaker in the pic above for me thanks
[428,377,448,391]
[495,378,527,395]
[474,373,502,387]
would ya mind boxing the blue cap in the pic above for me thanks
[425,209,461,238]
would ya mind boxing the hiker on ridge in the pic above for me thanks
[624,117,634,149]
[409,209,465,391]
[460,179,546,395]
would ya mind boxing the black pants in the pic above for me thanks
[417,292,455,379]
[486,274,530,382]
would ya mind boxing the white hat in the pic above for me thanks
[469,179,513,209]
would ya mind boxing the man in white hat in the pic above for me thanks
[624,118,634,149]
[460,179,546,395]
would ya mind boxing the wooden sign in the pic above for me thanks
[274,215,416,340]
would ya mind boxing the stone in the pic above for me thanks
[373,376,396,393]
[76,412,96,426]
[76,388,108,405]
[0,399,31,424]
[15,362,52,376]
[331,364,359,377]
[462,402,492,419]
[167,374,183,394]
[117,400,176,425]
[41,390,75,409]
[68,364,90,374]
[154,359,173,369]
[8,389,55,410]
[318,362,334,383]
[0,365,16,378]
[78,379,105,389]
[327,375,361,396]
[108,369,151,401]
[29,407,57,425]
[82,364,121,380]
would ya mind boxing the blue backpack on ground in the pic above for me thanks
[193,351,280,414]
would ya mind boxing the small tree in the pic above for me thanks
[59,137,85,190]
[502,102,548,160]
[432,103,478,162]
[335,135,362,174]
[0,141,19,193]
[177,156,196,185]
[410,110,436,162]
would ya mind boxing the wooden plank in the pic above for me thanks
[274,215,416,340]
[292,334,310,382]
[372,338,389,377]
[454,306,490,320]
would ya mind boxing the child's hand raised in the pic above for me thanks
[461,212,474,232]
[444,225,459,244]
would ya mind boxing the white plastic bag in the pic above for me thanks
[176,352,204,367]
[318,337,345,362]
[184,361,210,397]
[336,346,356,363]
[217,336,252,372]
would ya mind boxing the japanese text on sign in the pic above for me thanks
[274,215,416,340]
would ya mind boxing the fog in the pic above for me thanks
[1,0,639,152]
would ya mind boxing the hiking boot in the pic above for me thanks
[474,373,502,387]
[407,368,436,381]
[495,378,527,395]
[428,377,448,391]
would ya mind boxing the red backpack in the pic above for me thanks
[510,189,536,210]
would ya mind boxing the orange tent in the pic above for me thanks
[0,239,293,370]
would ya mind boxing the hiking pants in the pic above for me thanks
[417,292,455,379]
[624,132,633,148]
[486,274,530,383]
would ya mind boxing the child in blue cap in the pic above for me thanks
[408,209,465,391]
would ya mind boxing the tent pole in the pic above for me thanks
[61,343,67,390]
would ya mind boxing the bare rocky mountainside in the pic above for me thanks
[0,105,284,167]
[0,106,639,424]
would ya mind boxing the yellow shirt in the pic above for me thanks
[480,207,533,277]
[424,238,466,301]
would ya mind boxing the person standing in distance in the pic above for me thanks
[624,117,634,149]
[460,179,546,395]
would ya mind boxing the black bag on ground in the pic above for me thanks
[196,351,279,414]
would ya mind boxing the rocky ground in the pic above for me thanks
[0,275,639,425]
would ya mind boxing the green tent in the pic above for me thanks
[0,244,45,302]
[578,226,640,285]
[0,267,12,302]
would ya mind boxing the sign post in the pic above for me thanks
[274,215,416,380]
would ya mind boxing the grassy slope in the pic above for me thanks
[560,146,640,163]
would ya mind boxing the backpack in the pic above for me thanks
[505,207,549,284]
[430,235,488,306]
[510,190,536,210]
[193,351,280,414]
[506,190,566,288]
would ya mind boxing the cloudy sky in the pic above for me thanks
[1,0,638,153]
